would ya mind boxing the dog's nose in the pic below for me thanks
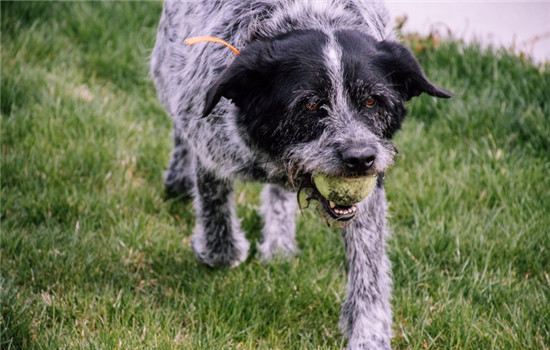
[340,145,376,172]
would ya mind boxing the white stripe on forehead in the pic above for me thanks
[323,35,348,115]
[323,35,342,84]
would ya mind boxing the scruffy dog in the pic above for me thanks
[151,0,451,348]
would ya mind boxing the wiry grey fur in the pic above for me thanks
[151,1,451,348]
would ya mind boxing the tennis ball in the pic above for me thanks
[313,174,377,206]
[298,188,313,209]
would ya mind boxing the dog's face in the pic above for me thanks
[204,30,451,221]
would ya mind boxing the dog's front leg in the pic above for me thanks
[340,188,392,350]
[257,184,298,262]
[190,160,250,268]
[164,131,195,199]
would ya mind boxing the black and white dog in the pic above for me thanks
[151,0,451,348]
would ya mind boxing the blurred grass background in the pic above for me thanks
[1,2,549,349]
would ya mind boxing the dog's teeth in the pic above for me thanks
[329,201,336,209]
[333,206,355,216]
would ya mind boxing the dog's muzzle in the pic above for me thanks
[296,143,386,223]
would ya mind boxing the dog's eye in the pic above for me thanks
[305,97,321,111]
[365,96,376,107]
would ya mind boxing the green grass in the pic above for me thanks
[1,2,549,349]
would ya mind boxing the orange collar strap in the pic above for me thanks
[184,36,240,55]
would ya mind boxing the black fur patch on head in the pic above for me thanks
[334,30,452,138]
[204,30,331,155]
[334,30,406,139]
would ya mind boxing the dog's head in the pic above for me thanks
[204,30,451,221]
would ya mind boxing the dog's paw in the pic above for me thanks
[346,337,391,350]
[191,230,250,268]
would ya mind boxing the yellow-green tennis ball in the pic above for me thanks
[298,188,312,209]
[313,174,377,206]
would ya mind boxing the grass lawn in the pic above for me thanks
[1,2,549,349]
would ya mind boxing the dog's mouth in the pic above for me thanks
[299,178,360,222]
[316,192,358,221]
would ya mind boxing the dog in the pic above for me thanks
[151,1,451,348]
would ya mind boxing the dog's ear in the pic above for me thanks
[203,77,225,117]
[375,40,452,101]
[203,61,250,117]
[203,46,267,117]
